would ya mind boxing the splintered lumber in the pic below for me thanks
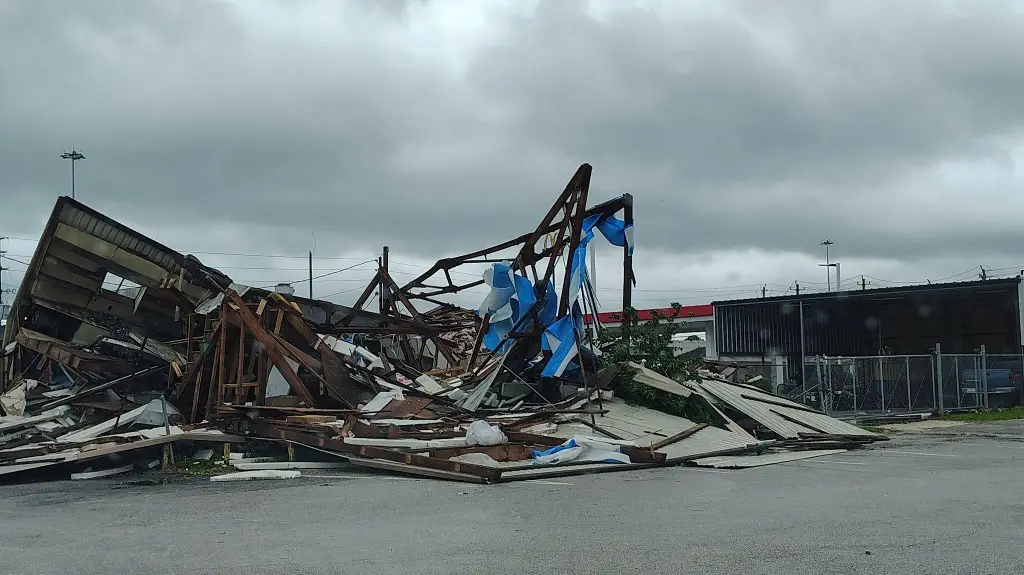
[226,290,316,407]
[346,456,488,483]
[317,340,362,408]
[284,415,337,424]
[249,421,501,482]
[649,423,709,451]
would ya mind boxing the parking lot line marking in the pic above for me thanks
[523,480,574,486]
[810,460,866,465]
[687,468,731,474]
[881,450,958,458]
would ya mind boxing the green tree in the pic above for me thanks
[597,303,714,424]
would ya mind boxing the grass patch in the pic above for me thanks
[859,425,886,434]
[939,407,1024,422]
[161,457,232,477]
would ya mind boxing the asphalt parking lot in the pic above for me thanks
[2,423,1023,575]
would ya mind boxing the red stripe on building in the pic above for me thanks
[583,304,713,325]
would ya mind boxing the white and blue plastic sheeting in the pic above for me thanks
[540,315,579,377]
[474,211,634,376]
[530,437,632,466]
[477,262,537,353]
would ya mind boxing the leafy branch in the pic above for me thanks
[597,303,713,423]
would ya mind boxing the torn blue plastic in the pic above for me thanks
[476,209,634,359]
[582,213,633,253]
[540,315,579,377]
[478,262,544,353]
[531,439,578,459]
[538,280,558,327]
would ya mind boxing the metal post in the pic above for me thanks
[980,345,988,409]
[905,356,912,411]
[799,300,806,403]
[954,356,961,408]
[935,343,944,414]
[815,356,824,413]
[879,355,886,413]
[308,251,313,299]
[621,196,634,352]
[160,394,171,436]
[852,359,858,412]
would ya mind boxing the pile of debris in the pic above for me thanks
[1,164,884,483]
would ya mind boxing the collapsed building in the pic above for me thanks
[0,164,883,483]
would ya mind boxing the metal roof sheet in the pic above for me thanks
[696,378,819,439]
[627,362,692,397]
[692,449,847,469]
[550,398,765,463]
[658,425,768,463]
[695,377,878,439]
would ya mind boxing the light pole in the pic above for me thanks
[818,239,837,291]
[60,149,86,200]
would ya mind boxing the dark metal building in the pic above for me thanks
[713,278,1024,362]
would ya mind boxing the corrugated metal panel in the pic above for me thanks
[658,425,768,463]
[697,378,818,439]
[716,282,1024,357]
[692,449,847,469]
[628,362,692,397]
[550,398,765,464]
[769,407,877,437]
[551,400,698,446]
[696,377,878,438]
[725,382,877,437]
[58,204,180,273]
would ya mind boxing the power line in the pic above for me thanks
[185,250,368,260]
[2,256,30,267]
[257,259,378,289]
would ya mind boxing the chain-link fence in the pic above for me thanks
[788,349,1024,416]
[937,353,1024,411]
[807,355,936,414]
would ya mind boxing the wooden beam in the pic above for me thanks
[380,269,458,366]
[317,342,361,408]
[271,333,323,373]
[649,423,709,450]
[170,320,221,400]
[248,422,499,482]
[225,290,316,407]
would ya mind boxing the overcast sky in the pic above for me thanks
[3,0,1024,312]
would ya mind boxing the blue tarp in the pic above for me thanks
[475,212,634,364]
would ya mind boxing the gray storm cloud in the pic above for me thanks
[2,0,1024,308]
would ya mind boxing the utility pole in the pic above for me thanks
[818,239,836,292]
[979,266,988,281]
[860,275,869,290]
[308,251,313,299]
[380,246,389,315]
[0,236,7,299]
[761,284,767,298]
[794,281,800,295]
[0,236,12,318]
[60,149,85,200]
